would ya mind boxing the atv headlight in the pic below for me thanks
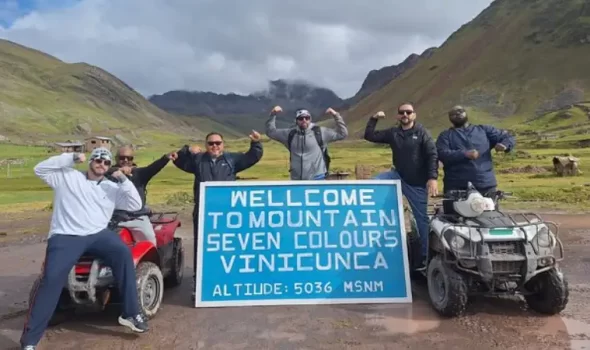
[443,229,468,253]
[535,226,553,248]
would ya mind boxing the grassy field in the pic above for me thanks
[1,138,588,214]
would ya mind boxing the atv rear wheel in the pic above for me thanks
[28,275,72,326]
[427,255,468,317]
[524,268,569,315]
[165,238,184,287]
[136,261,164,318]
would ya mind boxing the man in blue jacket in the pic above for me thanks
[436,105,516,195]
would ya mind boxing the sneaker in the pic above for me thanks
[118,314,149,333]
[22,346,36,350]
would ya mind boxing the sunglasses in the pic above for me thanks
[296,116,310,121]
[207,141,222,146]
[93,158,111,166]
[398,110,414,115]
[118,156,134,161]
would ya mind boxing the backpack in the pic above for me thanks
[287,125,331,173]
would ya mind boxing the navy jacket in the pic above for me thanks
[436,124,515,191]
[364,119,438,187]
[173,141,263,204]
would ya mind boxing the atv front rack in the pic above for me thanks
[433,211,565,282]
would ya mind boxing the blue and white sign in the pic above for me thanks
[195,180,412,307]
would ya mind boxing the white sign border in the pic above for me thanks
[194,179,412,308]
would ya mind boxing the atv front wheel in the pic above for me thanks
[28,275,72,326]
[136,261,164,318]
[165,238,184,287]
[524,268,569,315]
[426,255,468,317]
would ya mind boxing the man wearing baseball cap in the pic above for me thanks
[20,147,148,350]
[436,105,515,195]
[265,106,348,180]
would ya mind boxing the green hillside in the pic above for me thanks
[0,39,242,145]
[342,0,590,142]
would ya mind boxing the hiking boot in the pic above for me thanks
[118,314,149,333]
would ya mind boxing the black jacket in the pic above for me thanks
[364,118,438,187]
[173,141,263,204]
[107,155,171,210]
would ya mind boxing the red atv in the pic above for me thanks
[28,209,185,325]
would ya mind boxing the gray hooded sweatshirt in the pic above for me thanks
[265,113,348,180]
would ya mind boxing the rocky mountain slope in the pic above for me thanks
[341,0,590,139]
[148,79,345,132]
[0,39,242,144]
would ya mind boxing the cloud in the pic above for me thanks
[0,0,494,98]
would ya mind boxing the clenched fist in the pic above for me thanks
[495,143,507,152]
[465,150,479,160]
[167,152,178,161]
[270,106,282,115]
[325,107,338,116]
[111,170,126,180]
[74,153,86,163]
[372,111,385,119]
[249,130,261,142]
[119,166,133,175]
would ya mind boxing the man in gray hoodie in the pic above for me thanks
[266,106,348,180]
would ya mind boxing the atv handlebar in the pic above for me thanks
[433,189,514,201]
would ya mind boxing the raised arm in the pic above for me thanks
[136,154,171,183]
[172,145,198,174]
[113,175,143,212]
[321,108,348,142]
[233,132,264,173]
[265,114,291,147]
[436,130,469,165]
[482,125,516,152]
[363,114,392,144]
[34,153,78,188]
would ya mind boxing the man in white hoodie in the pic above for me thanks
[20,147,148,350]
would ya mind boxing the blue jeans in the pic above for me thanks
[21,229,140,347]
[374,169,429,258]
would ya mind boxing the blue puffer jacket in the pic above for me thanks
[436,124,515,191]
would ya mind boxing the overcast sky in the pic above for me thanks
[0,0,494,99]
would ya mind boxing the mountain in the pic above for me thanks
[341,0,590,142]
[343,47,437,107]
[0,39,242,145]
[149,79,344,133]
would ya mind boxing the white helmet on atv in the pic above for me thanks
[452,188,495,217]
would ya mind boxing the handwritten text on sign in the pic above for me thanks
[196,181,411,307]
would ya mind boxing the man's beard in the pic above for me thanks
[400,117,412,125]
[451,117,468,127]
[89,167,104,178]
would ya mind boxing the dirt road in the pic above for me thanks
[0,212,589,350]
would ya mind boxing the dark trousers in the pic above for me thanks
[374,169,429,258]
[20,229,140,347]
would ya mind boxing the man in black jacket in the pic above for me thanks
[364,103,438,270]
[173,130,264,301]
[107,146,178,245]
